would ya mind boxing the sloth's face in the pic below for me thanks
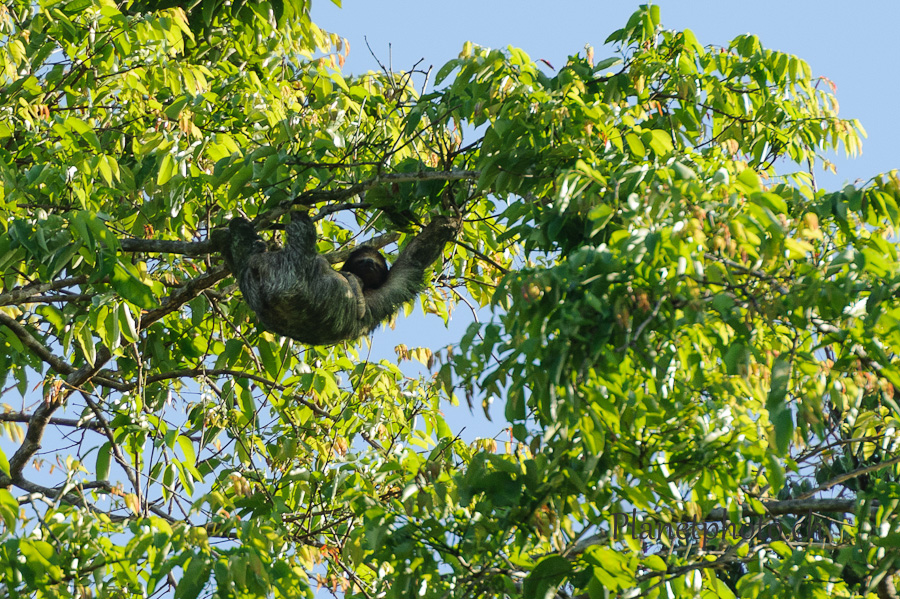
[343,248,389,290]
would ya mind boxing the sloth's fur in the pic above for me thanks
[214,213,458,345]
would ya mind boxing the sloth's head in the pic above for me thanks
[341,247,389,290]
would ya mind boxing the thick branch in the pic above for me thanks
[0,313,128,391]
[293,169,478,208]
[0,276,89,306]
[704,497,860,520]
[12,478,175,524]
[140,267,229,329]
[121,229,401,263]
[144,367,282,389]
[0,411,100,431]
[120,237,213,256]
[11,476,100,508]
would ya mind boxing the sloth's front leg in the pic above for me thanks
[341,272,367,319]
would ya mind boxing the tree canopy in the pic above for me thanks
[1,1,899,598]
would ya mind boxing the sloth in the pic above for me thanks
[213,212,458,345]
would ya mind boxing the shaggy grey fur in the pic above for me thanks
[214,213,458,345]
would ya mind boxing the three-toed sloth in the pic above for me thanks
[213,213,459,345]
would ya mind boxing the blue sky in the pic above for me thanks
[308,0,900,441]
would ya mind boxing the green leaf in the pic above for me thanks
[257,340,281,377]
[164,97,189,120]
[523,556,572,599]
[755,192,788,215]
[75,320,96,366]
[641,555,667,572]
[177,436,197,467]
[672,161,697,180]
[96,442,111,481]
[162,464,175,501]
[594,57,621,71]
[227,165,254,201]
[175,554,212,599]
[270,0,284,24]
[771,408,794,456]
[624,132,645,158]
[157,153,177,185]
[19,539,55,571]
[102,306,121,349]
[435,58,460,85]
[766,358,790,411]
[118,305,139,343]
[706,576,737,598]
[97,156,114,185]
[111,262,158,309]
[647,129,673,156]
[62,0,92,14]
[0,488,17,529]
[737,168,761,191]
[175,462,196,497]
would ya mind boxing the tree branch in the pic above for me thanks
[0,276,89,306]
[798,454,900,500]
[0,411,100,431]
[12,478,176,524]
[143,367,283,389]
[0,313,128,391]
[452,239,508,274]
[704,497,861,520]
[139,267,229,329]
[119,237,213,256]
